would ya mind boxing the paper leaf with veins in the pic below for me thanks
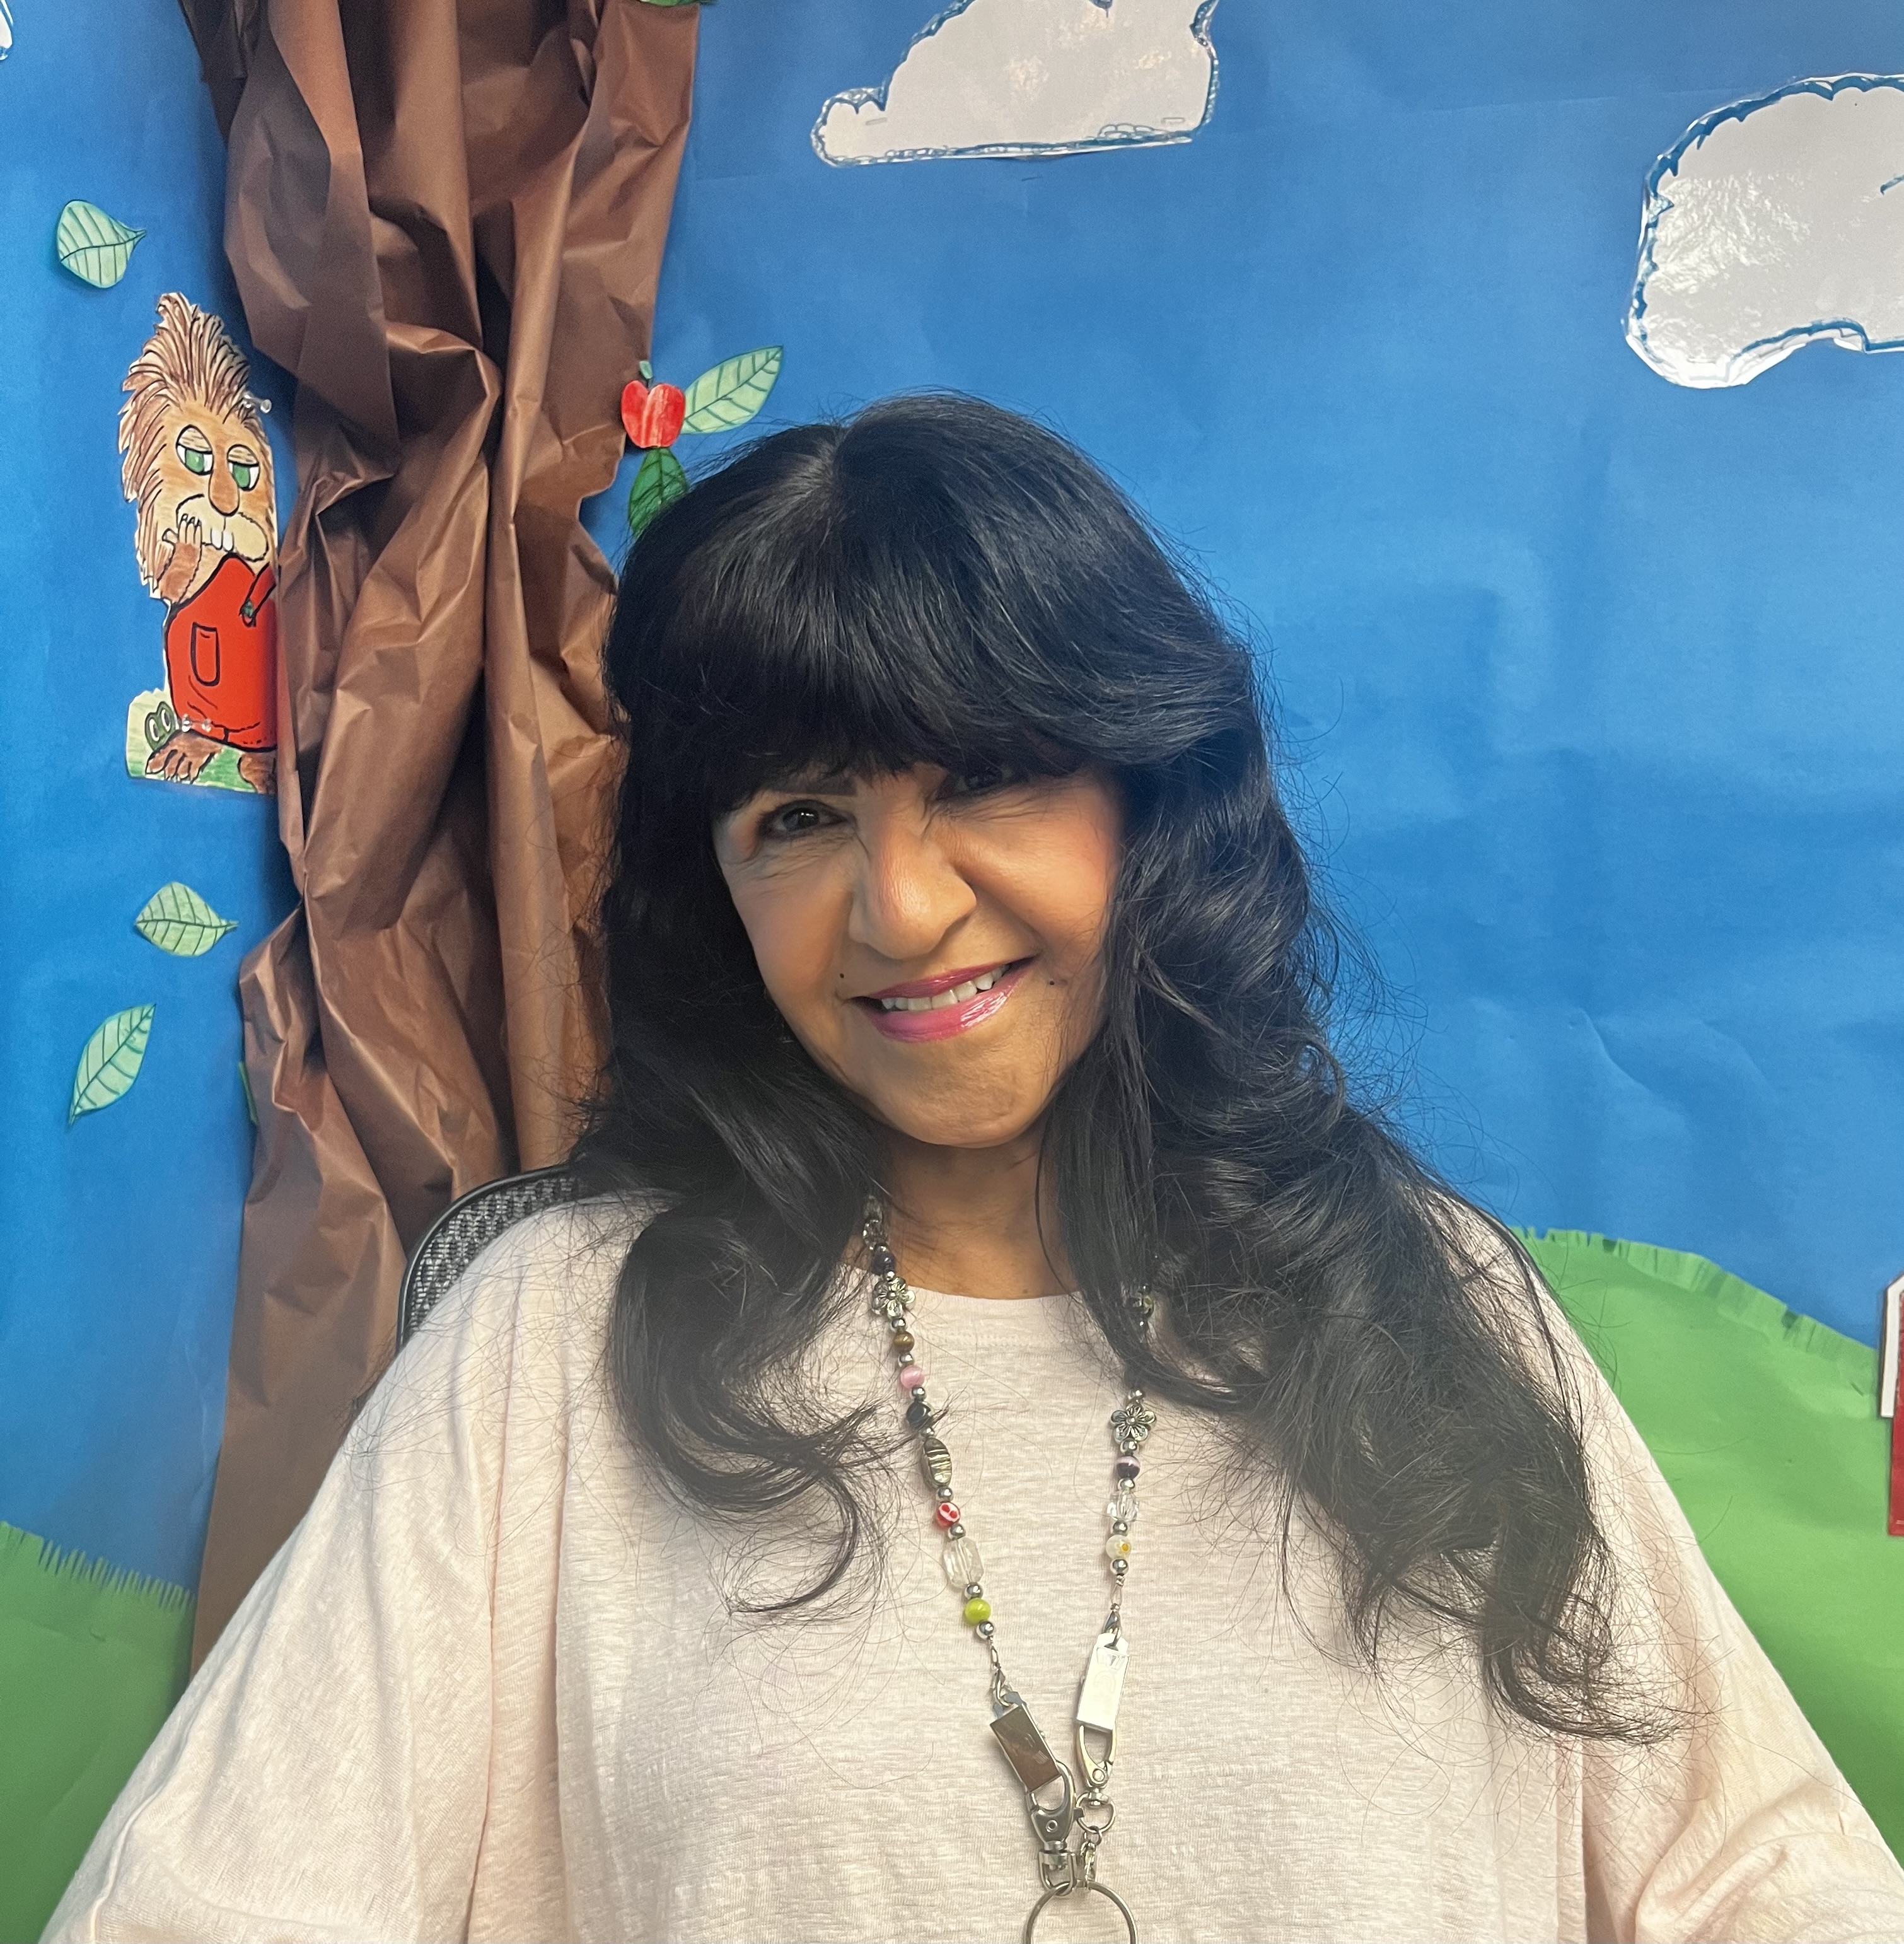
[627,446,689,538]
[56,201,146,289]
[813,0,1220,166]
[69,1005,155,1124]
[134,882,237,957]
[680,348,783,433]
[1628,75,1904,390]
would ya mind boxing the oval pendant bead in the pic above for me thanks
[962,1595,992,1627]
[905,1399,931,1429]
[1104,1532,1133,1565]
[919,1433,954,1491]
[942,1535,983,1586]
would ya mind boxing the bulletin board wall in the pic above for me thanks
[0,0,1897,1638]
[3,0,1903,1925]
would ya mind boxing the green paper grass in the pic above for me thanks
[1524,1230,1903,1858]
[0,1523,193,1941]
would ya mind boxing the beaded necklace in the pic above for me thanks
[861,1202,1157,1944]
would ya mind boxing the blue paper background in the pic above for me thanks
[3,0,1902,1597]
[0,4,294,1588]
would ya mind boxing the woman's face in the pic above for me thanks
[714,762,1122,1150]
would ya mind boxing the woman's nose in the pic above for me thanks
[847,818,977,962]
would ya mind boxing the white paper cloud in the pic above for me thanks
[1627,76,1904,389]
[813,0,1219,166]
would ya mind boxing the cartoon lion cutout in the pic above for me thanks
[119,294,279,796]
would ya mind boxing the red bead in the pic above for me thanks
[934,1501,960,1528]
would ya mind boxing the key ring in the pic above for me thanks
[1022,1877,1139,1943]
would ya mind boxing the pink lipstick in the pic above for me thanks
[856,958,1031,1043]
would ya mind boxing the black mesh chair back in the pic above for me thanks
[397,1165,582,1348]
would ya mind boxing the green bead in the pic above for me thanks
[962,1595,992,1627]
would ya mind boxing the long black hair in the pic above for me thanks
[577,392,1640,1741]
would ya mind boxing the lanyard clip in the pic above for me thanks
[1075,1628,1129,1790]
[990,1688,1076,1868]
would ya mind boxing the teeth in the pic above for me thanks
[878,967,1009,1012]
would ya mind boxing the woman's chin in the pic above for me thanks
[854,1076,1049,1155]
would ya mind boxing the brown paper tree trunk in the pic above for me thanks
[176,0,697,1660]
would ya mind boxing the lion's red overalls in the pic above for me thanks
[163,553,278,750]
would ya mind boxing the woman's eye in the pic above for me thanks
[763,802,831,839]
[944,765,1018,799]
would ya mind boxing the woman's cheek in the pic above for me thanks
[743,883,839,1023]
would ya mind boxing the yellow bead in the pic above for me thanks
[962,1595,992,1627]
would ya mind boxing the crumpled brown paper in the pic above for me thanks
[178,0,696,1660]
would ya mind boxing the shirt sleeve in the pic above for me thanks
[1562,1308,1904,1944]
[40,1219,566,1944]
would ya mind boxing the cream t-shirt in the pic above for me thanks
[45,1202,1904,1943]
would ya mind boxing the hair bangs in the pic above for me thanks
[676,548,1080,812]
[642,496,1096,816]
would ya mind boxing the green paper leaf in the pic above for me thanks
[680,347,782,434]
[134,882,236,957]
[627,445,689,538]
[68,1005,154,1124]
[55,201,145,289]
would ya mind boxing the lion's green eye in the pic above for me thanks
[228,445,260,492]
[177,428,213,477]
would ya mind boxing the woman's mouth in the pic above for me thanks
[856,958,1032,1042]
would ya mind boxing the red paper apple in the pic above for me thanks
[621,378,687,450]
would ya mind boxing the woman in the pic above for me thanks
[49,397,1904,1943]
